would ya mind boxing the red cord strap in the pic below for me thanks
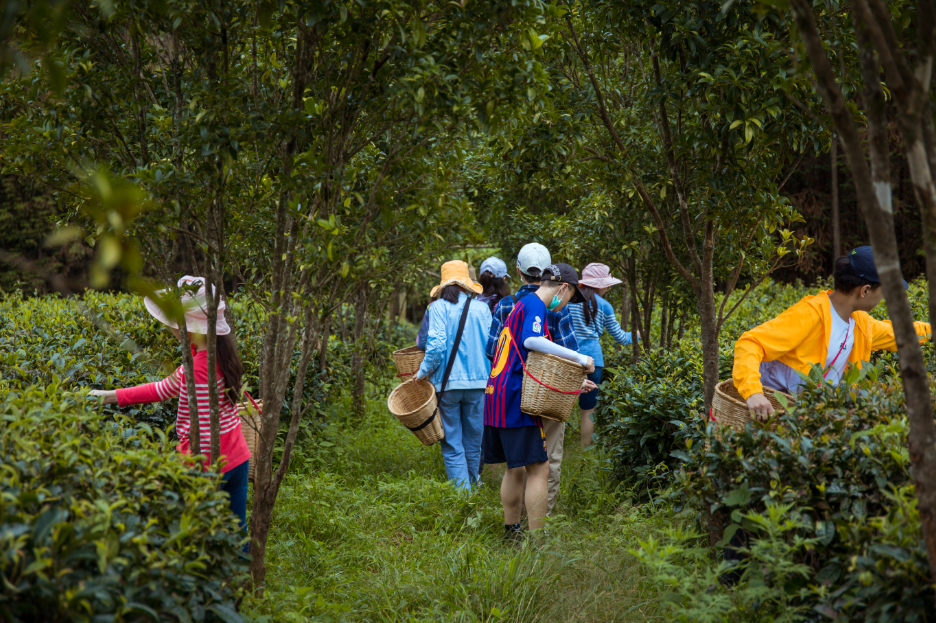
[501,305,582,396]
[243,390,262,412]
[823,320,851,379]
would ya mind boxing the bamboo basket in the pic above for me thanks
[392,345,425,378]
[520,351,587,422]
[237,398,264,481]
[387,381,444,446]
[712,379,794,430]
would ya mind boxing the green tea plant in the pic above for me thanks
[0,385,248,622]
[673,373,935,621]
[594,342,707,494]
[634,503,818,623]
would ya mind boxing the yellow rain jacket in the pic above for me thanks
[734,290,931,399]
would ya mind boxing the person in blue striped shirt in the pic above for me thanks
[568,263,640,449]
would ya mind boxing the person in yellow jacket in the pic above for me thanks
[734,246,931,418]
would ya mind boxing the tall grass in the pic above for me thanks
[243,390,670,622]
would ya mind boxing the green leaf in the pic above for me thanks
[725,483,751,506]
[207,603,245,623]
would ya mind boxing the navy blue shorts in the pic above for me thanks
[578,366,603,410]
[482,423,548,468]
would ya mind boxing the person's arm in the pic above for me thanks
[600,302,636,346]
[416,303,446,380]
[90,368,183,406]
[523,336,594,372]
[733,304,817,404]
[416,305,431,351]
[867,315,932,351]
[552,308,579,352]
[486,300,508,360]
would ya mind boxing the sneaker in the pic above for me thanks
[504,524,524,546]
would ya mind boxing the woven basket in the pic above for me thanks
[392,345,425,378]
[387,381,444,446]
[712,379,794,430]
[237,398,264,481]
[520,352,587,422]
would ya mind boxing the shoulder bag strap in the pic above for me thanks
[439,296,472,395]
[407,297,472,434]
[511,294,519,304]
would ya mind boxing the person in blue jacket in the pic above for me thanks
[567,263,639,449]
[414,260,493,489]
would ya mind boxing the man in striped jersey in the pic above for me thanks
[484,264,596,540]
[485,244,581,516]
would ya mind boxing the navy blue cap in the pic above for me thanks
[846,246,908,290]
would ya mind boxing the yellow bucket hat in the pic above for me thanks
[430,260,484,297]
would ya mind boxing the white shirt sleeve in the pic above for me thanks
[524,336,590,367]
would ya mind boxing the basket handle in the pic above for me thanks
[243,390,262,413]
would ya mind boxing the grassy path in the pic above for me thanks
[244,392,668,622]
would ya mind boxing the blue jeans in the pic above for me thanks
[222,460,249,553]
[437,388,484,489]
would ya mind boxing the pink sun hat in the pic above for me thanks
[578,263,623,289]
[143,275,231,335]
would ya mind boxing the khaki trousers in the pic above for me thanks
[541,418,565,515]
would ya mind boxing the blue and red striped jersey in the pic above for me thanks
[484,294,549,428]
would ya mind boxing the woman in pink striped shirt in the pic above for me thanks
[90,276,251,548]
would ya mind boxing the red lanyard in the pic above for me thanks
[823,320,851,379]
[498,303,580,395]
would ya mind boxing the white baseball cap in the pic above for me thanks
[516,243,551,277]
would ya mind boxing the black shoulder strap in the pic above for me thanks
[511,294,518,304]
[438,297,472,396]
[406,298,475,437]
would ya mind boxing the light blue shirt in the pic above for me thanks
[567,294,636,367]
[417,292,492,392]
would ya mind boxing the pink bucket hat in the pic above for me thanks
[143,275,231,335]
[578,263,623,289]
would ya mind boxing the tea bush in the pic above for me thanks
[594,343,707,493]
[0,385,249,622]
[670,373,934,621]
[0,290,410,431]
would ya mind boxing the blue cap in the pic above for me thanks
[479,256,509,279]
[846,246,908,290]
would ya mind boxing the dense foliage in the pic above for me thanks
[0,289,414,429]
[0,387,248,622]
[595,279,936,621]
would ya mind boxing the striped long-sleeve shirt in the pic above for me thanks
[567,294,637,367]
[116,348,250,473]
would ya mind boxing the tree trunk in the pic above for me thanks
[249,20,319,591]
[831,134,840,268]
[351,286,368,418]
[699,221,719,410]
[620,278,630,332]
[791,0,936,587]
[398,288,408,324]
[642,279,654,350]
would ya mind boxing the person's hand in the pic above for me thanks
[581,379,599,393]
[583,356,595,374]
[635,330,642,340]
[745,392,775,421]
[410,375,422,385]
[88,389,118,405]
